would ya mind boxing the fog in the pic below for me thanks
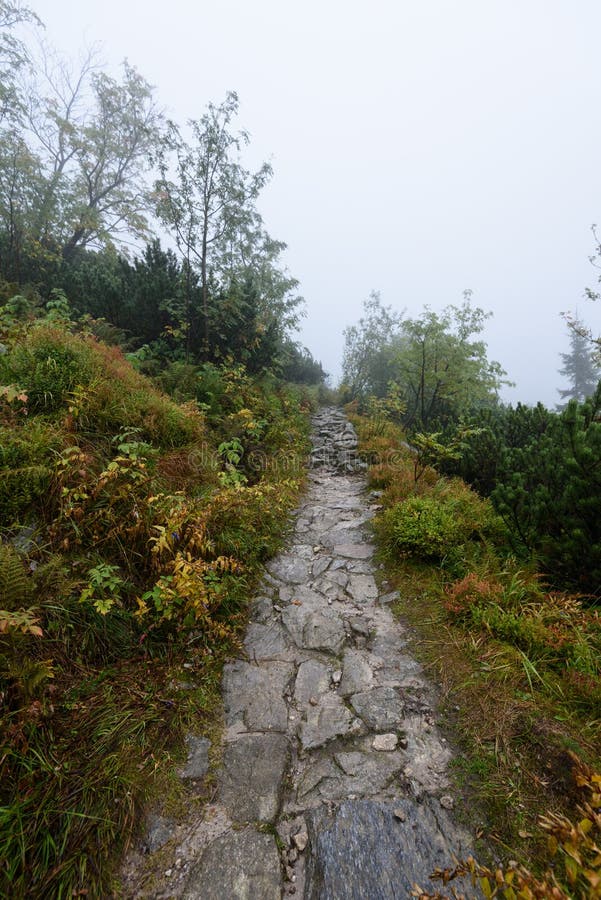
[27,0,601,405]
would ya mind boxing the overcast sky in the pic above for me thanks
[24,0,601,405]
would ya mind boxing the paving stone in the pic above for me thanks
[266,555,309,584]
[312,556,331,577]
[220,733,288,823]
[294,659,332,705]
[347,615,371,637]
[299,695,358,750]
[347,573,379,603]
[333,750,403,790]
[321,528,366,549]
[278,584,324,605]
[244,621,289,660]
[339,648,374,697]
[322,568,349,589]
[281,603,346,654]
[250,595,275,623]
[332,542,375,559]
[182,828,281,900]
[350,687,405,732]
[223,660,292,732]
[303,799,475,900]
[297,758,340,800]
[179,735,211,780]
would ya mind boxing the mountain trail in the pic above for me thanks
[120,407,477,899]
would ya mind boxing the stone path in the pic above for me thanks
[123,408,477,899]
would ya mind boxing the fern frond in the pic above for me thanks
[0,544,30,608]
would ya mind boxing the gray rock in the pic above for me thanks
[267,555,309,584]
[278,584,323,605]
[220,733,288,823]
[223,660,292,732]
[293,825,309,852]
[10,524,39,554]
[322,568,350,590]
[333,542,375,559]
[244,622,289,660]
[350,687,404,732]
[339,648,374,697]
[328,750,404,797]
[179,735,211,780]
[347,573,379,603]
[250,595,275,623]
[322,527,365,549]
[297,758,341,801]
[294,659,331,705]
[299,695,357,750]
[144,813,175,853]
[312,556,331,577]
[304,799,475,900]
[372,733,399,751]
[281,604,346,655]
[183,828,281,899]
[347,615,371,637]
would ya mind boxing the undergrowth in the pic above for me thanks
[0,310,313,898]
[350,407,601,899]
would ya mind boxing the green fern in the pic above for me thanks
[5,656,53,700]
[0,464,51,522]
[0,544,30,609]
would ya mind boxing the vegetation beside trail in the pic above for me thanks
[0,299,317,898]
[0,6,327,894]
[350,408,601,899]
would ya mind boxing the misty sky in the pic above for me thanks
[23,0,601,405]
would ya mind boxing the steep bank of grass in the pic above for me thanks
[0,314,313,898]
[350,410,601,898]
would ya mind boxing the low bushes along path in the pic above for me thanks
[124,408,476,899]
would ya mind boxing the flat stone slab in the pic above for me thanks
[278,584,324,605]
[350,687,405,732]
[309,750,405,799]
[303,799,475,900]
[244,622,289,660]
[223,660,292,732]
[178,735,211,780]
[339,648,374,697]
[249,596,274,623]
[312,556,331,577]
[220,733,288,823]
[281,604,346,655]
[333,542,375,559]
[294,659,332,705]
[347,573,379,603]
[299,695,358,750]
[321,529,365,549]
[182,828,281,900]
[266,555,309,584]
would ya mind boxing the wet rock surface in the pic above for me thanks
[120,407,476,898]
